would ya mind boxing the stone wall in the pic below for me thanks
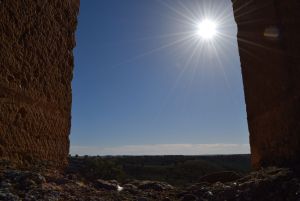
[1,0,300,170]
[232,0,300,168]
[0,0,79,167]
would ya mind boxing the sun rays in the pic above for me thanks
[108,0,249,109]
[112,0,237,69]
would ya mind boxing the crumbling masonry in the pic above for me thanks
[0,0,79,167]
[232,0,300,168]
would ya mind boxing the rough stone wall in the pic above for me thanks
[232,0,300,168]
[0,0,79,167]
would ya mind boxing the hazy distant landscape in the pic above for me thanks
[68,154,251,186]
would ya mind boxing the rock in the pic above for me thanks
[123,184,139,194]
[108,180,119,186]
[94,179,118,190]
[181,194,198,201]
[67,174,78,180]
[0,189,19,201]
[19,178,36,190]
[138,181,174,191]
[55,177,69,185]
[198,171,242,184]
[29,172,46,184]
[0,181,12,188]
[0,164,300,201]
[137,197,148,201]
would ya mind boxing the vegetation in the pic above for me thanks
[69,155,251,186]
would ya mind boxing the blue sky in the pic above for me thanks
[70,0,249,155]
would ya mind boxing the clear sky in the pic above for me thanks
[70,0,250,155]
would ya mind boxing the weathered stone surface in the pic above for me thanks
[232,0,300,168]
[198,171,242,184]
[0,0,79,168]
[1,165,300,201]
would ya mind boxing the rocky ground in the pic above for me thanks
[0,161,300,201]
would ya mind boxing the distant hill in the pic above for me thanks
[69,154,251,186]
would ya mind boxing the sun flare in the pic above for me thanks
[196,19,218,40]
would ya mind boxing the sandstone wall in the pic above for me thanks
[0,0,79,167]
[232,0,300,168]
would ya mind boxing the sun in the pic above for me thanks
[196,19,218,40]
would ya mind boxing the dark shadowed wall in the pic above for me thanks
[0,0,79,167]
[232,0,300,168]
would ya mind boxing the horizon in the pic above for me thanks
[70,143,250,156]
[69,153,251,157]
